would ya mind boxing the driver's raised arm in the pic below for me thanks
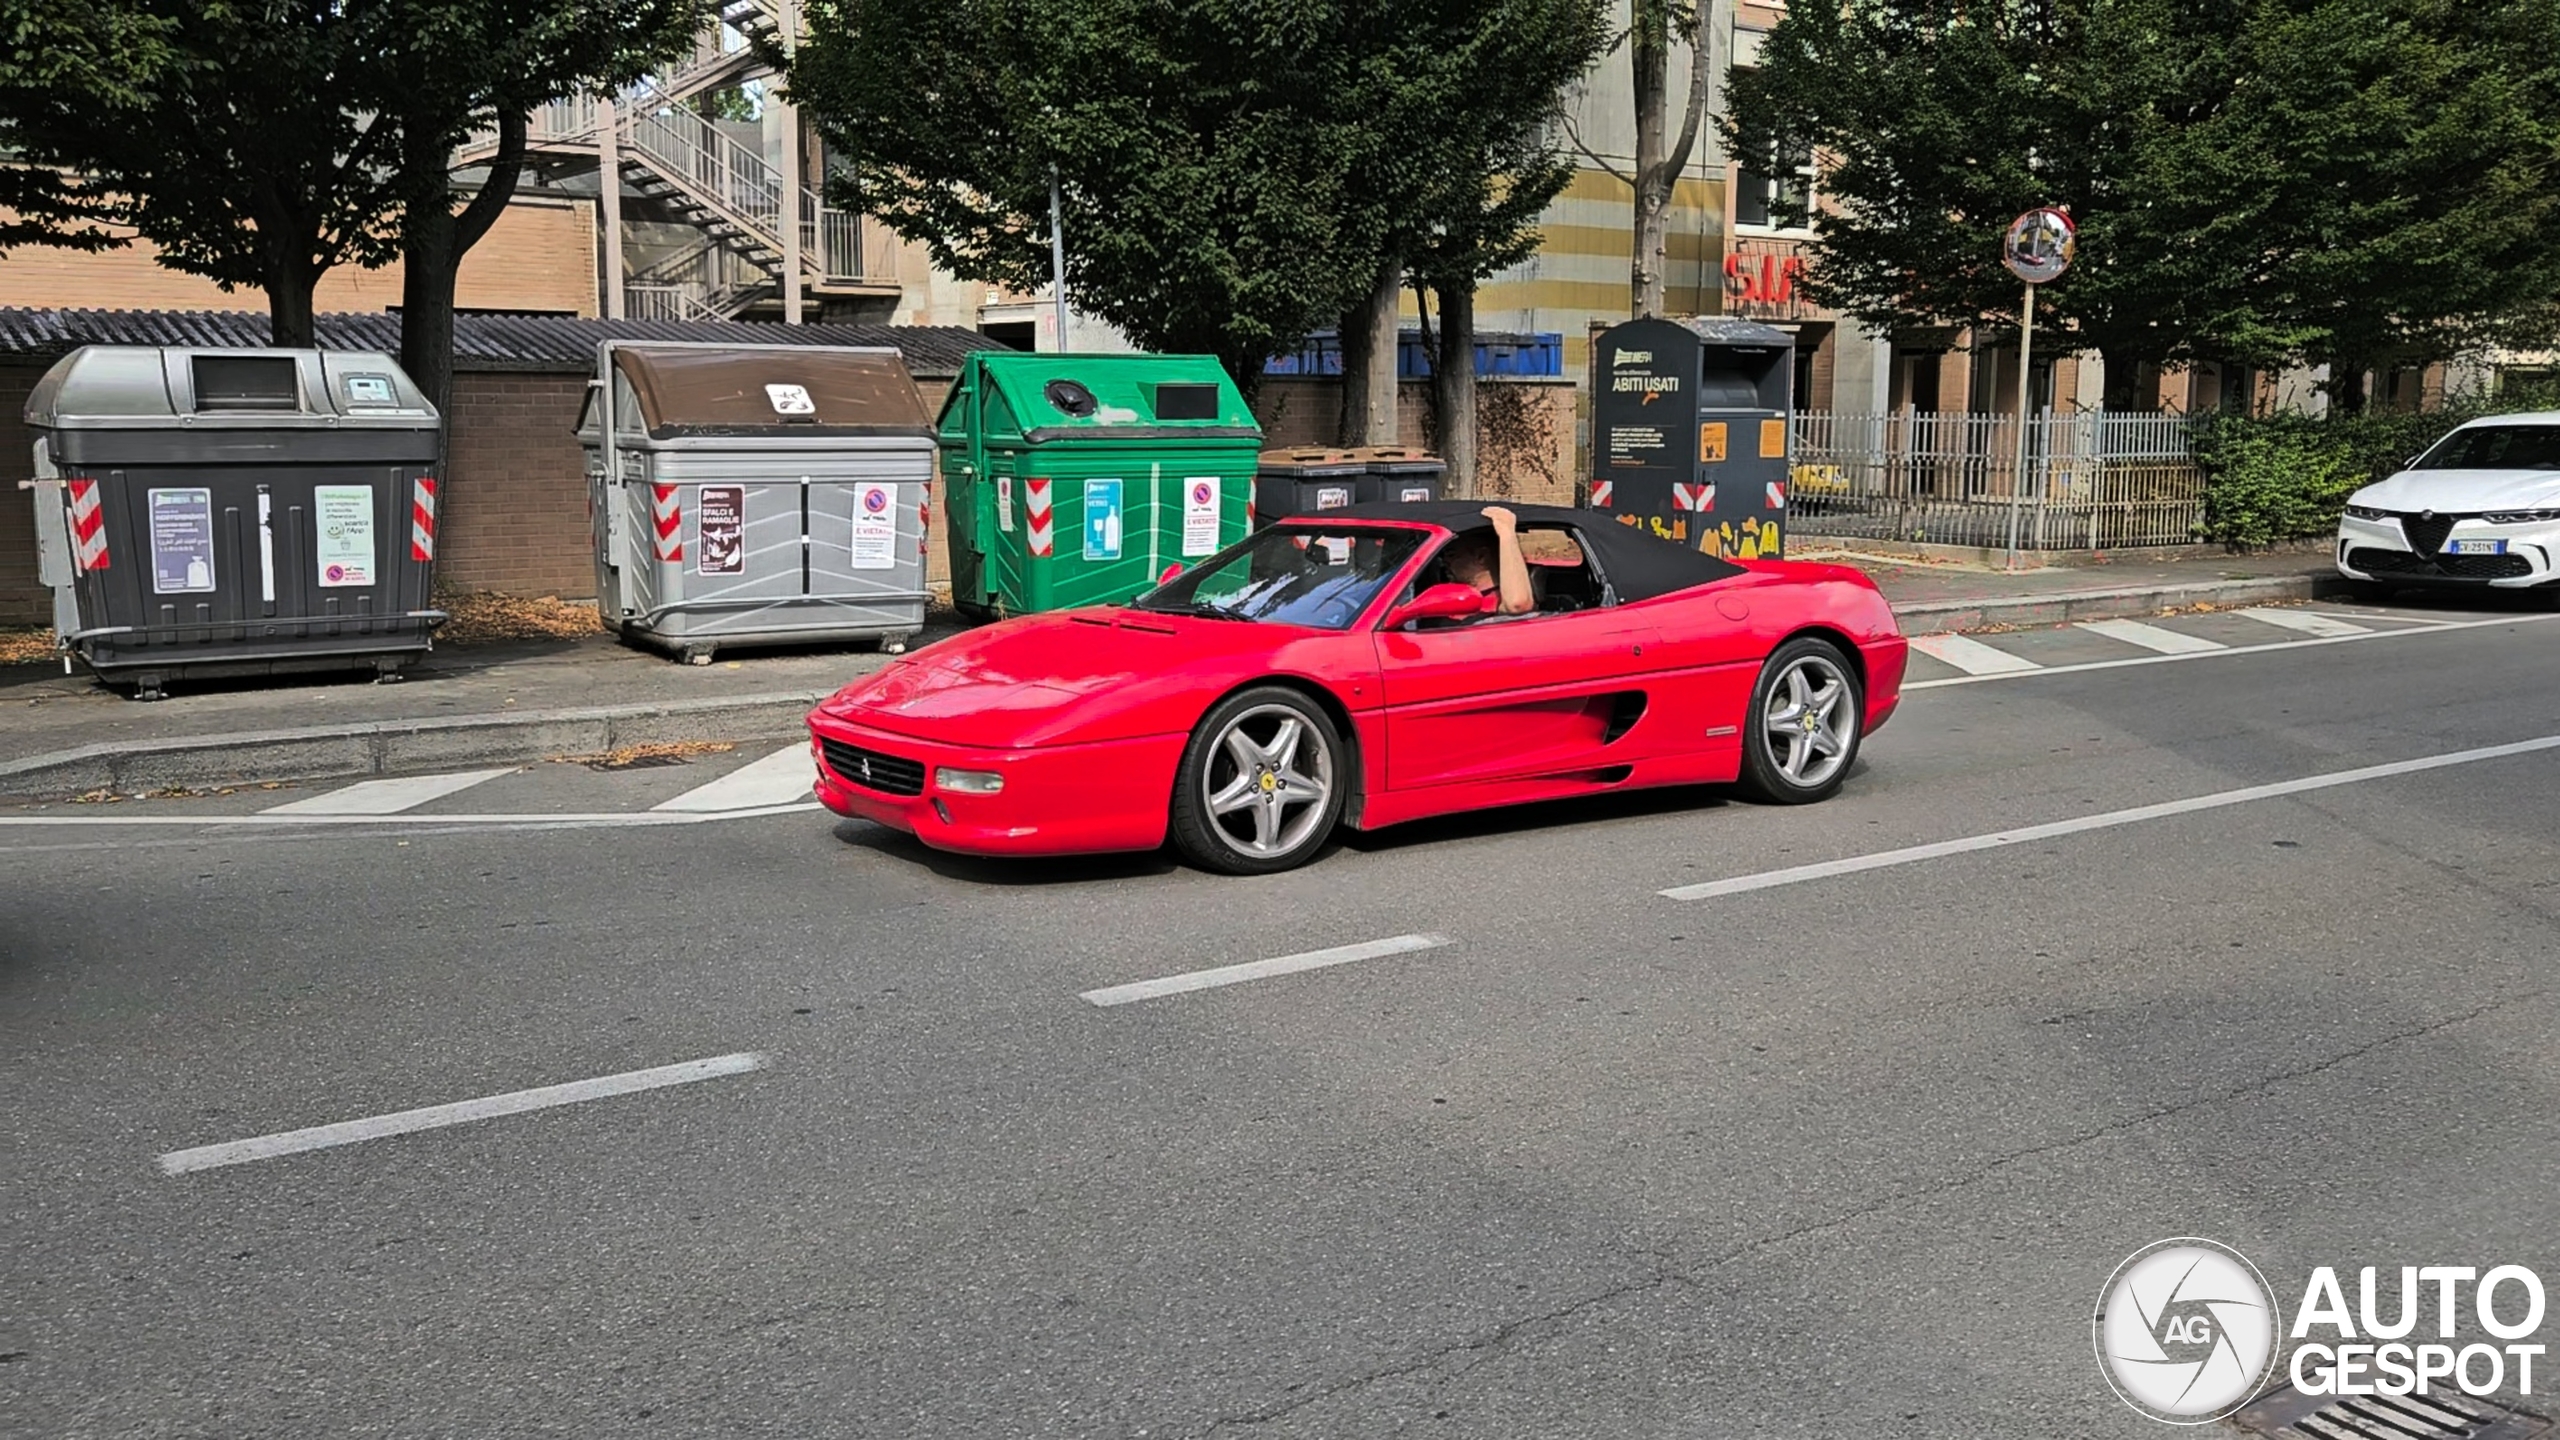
[1483,506,1535,615]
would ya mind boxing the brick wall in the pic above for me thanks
[0,366,1582,629]
[0,366,41,623]
[0,199,599,318]
[437,371,596,596]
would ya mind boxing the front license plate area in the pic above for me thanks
[2447,538,2508,555]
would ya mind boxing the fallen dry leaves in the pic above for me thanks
[548,740,738,770]
[0,626,59,666]
[436,591,605,644]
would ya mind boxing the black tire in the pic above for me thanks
[1168,685,1347,875]
[1736,636,1864,805]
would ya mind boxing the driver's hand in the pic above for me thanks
[1481,505,1517,532]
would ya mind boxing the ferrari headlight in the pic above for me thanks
[2481,508,2560,525]
[2343,505,2389,520]
[934,767,1004,795]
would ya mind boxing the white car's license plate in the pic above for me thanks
[2447,538,2508,555]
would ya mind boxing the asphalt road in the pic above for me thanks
[7,597,2560,1438]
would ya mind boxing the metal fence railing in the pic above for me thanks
[1789,410,2207,550]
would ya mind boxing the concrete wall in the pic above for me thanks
[0,368,1575,627]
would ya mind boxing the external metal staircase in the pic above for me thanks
[458,0,894,321]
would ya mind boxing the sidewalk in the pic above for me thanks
[0,549,2344,798]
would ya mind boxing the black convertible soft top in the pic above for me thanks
[1304,500,1746,603]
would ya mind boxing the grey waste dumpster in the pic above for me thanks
[1348,446,1447,505]
[22,346,445,698]
[578,341,935,663]
[1252,447,1364,526]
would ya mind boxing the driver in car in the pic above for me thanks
[1438,505,1537,618]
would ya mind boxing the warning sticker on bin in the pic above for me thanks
[1700,423,1729,464]
[852,483,896,569]
[698,485,744,574]
[1760,418,1788,458]
[1182,477,1221,556]
[1084,478,1123,560]
[315,484,375,587]
[765,383,816,416]
[998,476,1014,532]
[148,487,216,595]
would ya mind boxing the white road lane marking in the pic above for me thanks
[1909,632,2042,675]
[1662,732,2560,902]
[2075,618,2227,655]
[1901,612,2559,691]
[652,744,816,812]
[158,1052,768,1176]
[1083,933,1455,1007]
[2238,606,2369,638]
[259,768,516,815]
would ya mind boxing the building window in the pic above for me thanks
[1736,136,1816,232]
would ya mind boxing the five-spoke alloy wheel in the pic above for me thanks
[1169,686,1346,874]
[1737,636,1863,804]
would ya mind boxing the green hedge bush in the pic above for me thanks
[2191,381,2560,549]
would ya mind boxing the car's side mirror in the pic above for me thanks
[1382,582,1485,630]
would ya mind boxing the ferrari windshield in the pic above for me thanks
[2416,424,2560,471]
[1132,525,1427,630]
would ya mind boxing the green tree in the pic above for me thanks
[1727,0,2560,412]
[3,0,404,344]
[373,0,698,408]
[789,0,1377,392]
[0,0,177,253]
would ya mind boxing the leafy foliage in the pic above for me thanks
[790,0,1600,390]
[2192,378,2560,546]
[1728,0,2560,403]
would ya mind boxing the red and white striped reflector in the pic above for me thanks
[1765,481,1787,510]
[1589,480,1612,508]
[652,483,684,562]
[1025,477,1053,558]
[67,478,108,572]
[410,476,438,561]
[1673,482,1716,512]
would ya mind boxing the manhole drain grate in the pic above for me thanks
[2228,1387,2550,1439]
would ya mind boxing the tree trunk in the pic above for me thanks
[2099,347,2145,412]
[1336,262,1401,446]
[1629,0,1712,318]
[264,254,319,348]
[2327,364,2368,415]
[399,111,526,415]
[1431,282,1477,499]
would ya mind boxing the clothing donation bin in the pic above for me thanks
[579,341,934,664]
[22,345,443,698]
[1347,446,1447,505]
[1589,316,1795,558]
[938,352,1261,618]
[1252,447,1364,526]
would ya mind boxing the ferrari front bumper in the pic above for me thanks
[804,711,1184,857]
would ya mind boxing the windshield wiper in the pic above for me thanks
[1171,602,1257,621]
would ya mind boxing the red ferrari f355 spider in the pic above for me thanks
[807,502,1907,873]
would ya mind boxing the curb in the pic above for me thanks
[1893,571,2350,634]
[0,690,828,800]
[0,570,2353,800]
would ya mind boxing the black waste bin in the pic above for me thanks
[1252,447,1365,525]
[1349,445,1447,505]
[1589,317,1795,558]
[23,346,445,697]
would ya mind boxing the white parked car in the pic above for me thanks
[2337,412,2560,598]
